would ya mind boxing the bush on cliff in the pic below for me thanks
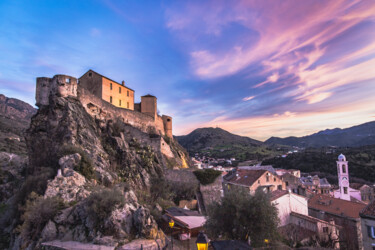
[83,187,125,233]
[193,169,222,185]
[59,145,95,180]
[17,192,65,242]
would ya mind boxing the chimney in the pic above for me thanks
[122,80,125,86]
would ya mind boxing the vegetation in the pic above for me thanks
[59,145,95,180]
[17,192,65,242]
[193,169,222,185]
[83,188,125,233]
[263,146,375,183]
[205,188,279,247]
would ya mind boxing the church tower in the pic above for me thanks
[337,154,350,201]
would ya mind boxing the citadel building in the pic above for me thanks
[35,70,173,139]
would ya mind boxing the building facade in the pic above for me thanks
[360,201,375,250]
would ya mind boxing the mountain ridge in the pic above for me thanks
[265,121,375,147]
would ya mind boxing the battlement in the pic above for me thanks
[36,75,78,107]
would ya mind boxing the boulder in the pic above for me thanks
[41,220,57,241]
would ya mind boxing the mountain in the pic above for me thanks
[175,127,278,161]
[265,121,375,147]
[0,94,36,154]
[176,127,261,151]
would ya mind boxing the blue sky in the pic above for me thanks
[1,0,375,140]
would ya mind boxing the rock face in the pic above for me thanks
[0,152,26,203]
[1,77,187,249]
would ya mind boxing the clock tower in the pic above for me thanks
[337,154,350,201]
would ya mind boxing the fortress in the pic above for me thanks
[35,70,173,139]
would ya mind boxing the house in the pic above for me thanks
[308,194,366,249]
[163,207,206,239]
[351,183,375,204]
[223,169,285,195]
[359,200,375,249]
[300,175,331,195]
[270,190,339,247]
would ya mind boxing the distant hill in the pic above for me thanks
[175,127,278,161]
[265,121,375,147]
[0,94,36,154]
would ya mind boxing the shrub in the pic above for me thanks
[18,192,65,242]
[83,188,125,233]
[193,169,222,185]
[59,145,95,180]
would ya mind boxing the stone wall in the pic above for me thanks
[36,75,77,107]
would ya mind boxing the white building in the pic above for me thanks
[333,154,361,201]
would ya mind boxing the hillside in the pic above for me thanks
[176,127,278,161]
[0,80,190,249]
[0,94,36,154]
[262,146,375,183]
[265,121,375,147]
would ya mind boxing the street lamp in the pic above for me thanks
[169,219,174,249]
[196,232,209,250]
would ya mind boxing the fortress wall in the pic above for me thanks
[36,75,77,107]
[155,115,166,136]
[78,87,163,135]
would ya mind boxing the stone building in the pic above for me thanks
[308,194,366,249]
[36,72,173,140]
[223,169,286,195]
[79,70,135,110]
[360,200,375,249]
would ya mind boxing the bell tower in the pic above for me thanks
[337,154,350,201]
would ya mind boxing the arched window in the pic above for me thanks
[342,164,346,173]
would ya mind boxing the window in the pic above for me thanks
[258,180,260,184]
[321,190,324,194]
[277,185,282,190]
[323,227,328,233]
[367,226,375,239]
[274,177,276,182]
[119,100,121,106]
[110,96,112,103]
[127,102,129,109]
[110,83,112,90]
[344,187,348,194]
[127,90,129,97]
[119,87,121,93]
[89,72,92,77]
[286,181,289,186]
[266,176,269,182]
[65,78,71,83]
[342,165,346,173]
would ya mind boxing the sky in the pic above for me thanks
[1,0,375,141]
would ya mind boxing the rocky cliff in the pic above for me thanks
[0,94,36,155]
[0,81,189,249]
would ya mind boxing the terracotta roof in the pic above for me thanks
[142,94,156,98]
[360,200,375,219]
[270,190,289,201]
[308,194,366,219]
[225,169,267,187]
[350,183,365,190]
[81,69,135,92]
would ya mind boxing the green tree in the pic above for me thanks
[204,188,279,247]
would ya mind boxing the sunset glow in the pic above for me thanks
[1,0,375,140]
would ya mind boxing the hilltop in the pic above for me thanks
[176,127,278,161]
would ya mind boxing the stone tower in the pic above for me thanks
[141,94,157,119]
[337,154,350,201]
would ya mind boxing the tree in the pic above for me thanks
[204,188,279,247]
